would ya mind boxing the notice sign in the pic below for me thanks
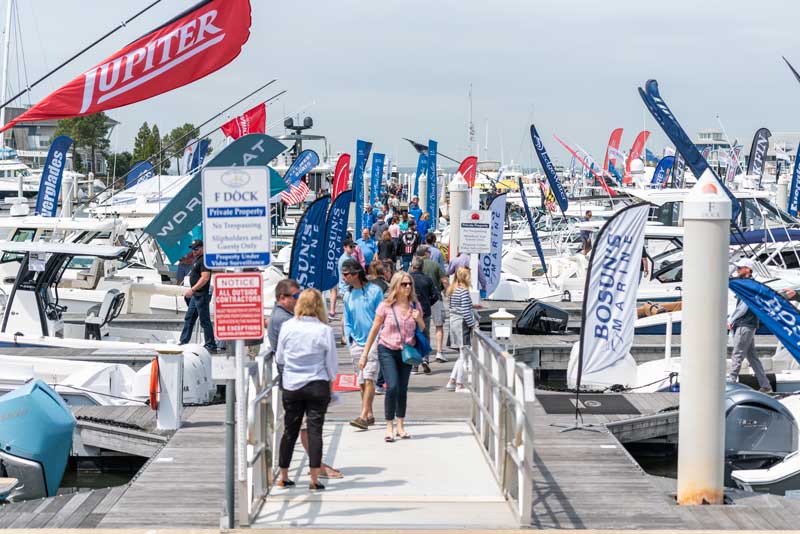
[459,210,491,254]
[213,273,263,340]
[202,166,271,268]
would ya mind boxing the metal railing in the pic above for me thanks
[463,329,536,526]
[241,353,284,526]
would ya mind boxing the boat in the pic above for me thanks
[0,379,75,501]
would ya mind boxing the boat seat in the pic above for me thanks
[0,477,17,497]
[70,259,104,290]
[732,451,800,489]
[84,289,125,340]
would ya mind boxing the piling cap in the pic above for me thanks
[490,307,515,320]
[448,172,469,192]
[683,168,732,221]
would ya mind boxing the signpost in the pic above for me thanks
[214,273,264,340]
[202,166,270,527]
[459,210,491,254]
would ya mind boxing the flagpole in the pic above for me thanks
[0,0,163,112]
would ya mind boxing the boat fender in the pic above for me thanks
[149,358,159,410]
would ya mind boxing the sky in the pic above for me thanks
[6,0,800,170]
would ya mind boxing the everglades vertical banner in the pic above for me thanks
[353,139,372,236]
[370,153,385,206]
[530,124,569,213]
[427,139,438,229]
[35,135,73,217]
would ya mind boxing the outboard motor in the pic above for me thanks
[0,380,75,501]
[515,300,569,335]
[84,289,125,340]
[725,383,798,476]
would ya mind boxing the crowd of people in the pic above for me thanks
[264,195,480,491]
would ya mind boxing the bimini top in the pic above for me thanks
[0,241,128,259]
[732,228,800,245]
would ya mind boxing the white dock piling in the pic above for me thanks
[676,169,731,505]
[448,173,469,262]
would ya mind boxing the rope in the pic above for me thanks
[49,383,148,405]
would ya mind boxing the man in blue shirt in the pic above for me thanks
[409,196,423,222]
[342,259,385,429]
[426,233,446,269]
[361,204,377,232]
[329,239,357,319]
[356,228,377,267]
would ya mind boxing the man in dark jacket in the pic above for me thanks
[409,256,436,374]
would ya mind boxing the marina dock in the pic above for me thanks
[1,326,798,531]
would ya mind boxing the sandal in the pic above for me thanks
[319,468,343,479]
[396,432,411,439]
[384,435,395,443]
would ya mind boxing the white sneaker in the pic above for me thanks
[455,386,470,394]
[435,353,447,363]
[445,382,456,391]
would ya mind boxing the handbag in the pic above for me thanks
[390,305,423,366]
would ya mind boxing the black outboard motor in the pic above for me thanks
[515,300,569,335]
[725,383,798,480]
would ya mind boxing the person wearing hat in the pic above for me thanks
[179,240,218,352]
[728,258,772,393]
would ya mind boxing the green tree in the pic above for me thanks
[132,122,152,163]
[163,123,198,173]
[150,124,170,174]
[54,112,111,173]
[106,151,133,181]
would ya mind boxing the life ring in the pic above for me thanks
[149,358,159,410]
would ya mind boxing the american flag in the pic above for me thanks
[280,180,309,205]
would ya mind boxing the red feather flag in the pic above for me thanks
[603,128,624,171]
[220,102,265,140]
[624,130,651,183]
[458,156,478,188]
[0,0,252,132]
[331,153,351,201]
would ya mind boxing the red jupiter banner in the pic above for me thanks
[1,0,252,131]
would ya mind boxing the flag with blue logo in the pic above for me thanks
[290,195,331,289]
[188,139,210,173]
[651,155,674,188]
[125,160,155,189]
[530,124,568,213]
[283,149,319,187]
[518,178,547,274]
[789,142,800,216]
[729,278,800,364]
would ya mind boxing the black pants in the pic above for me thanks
[279,380,331,469]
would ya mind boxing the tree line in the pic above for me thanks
[53,112,204,180]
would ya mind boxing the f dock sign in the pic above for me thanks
[202,166,271,268]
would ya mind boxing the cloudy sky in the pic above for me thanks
[8,0,800,169]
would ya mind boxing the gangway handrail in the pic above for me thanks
[238,351,284,526]
[463,329,535,526]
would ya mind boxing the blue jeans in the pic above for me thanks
[401,256,412,271]
[180,292,217,350]
[378,345,412,420]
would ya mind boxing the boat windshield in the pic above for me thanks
[739,197,798,229]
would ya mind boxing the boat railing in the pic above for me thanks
[464,329,535,526]
[241,352,284,526]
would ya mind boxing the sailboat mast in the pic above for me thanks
[468,83,475,151]
[0,0,13,135]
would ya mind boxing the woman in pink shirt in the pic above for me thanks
[362,271,426,442]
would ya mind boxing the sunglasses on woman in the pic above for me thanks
[400,282,412,287]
